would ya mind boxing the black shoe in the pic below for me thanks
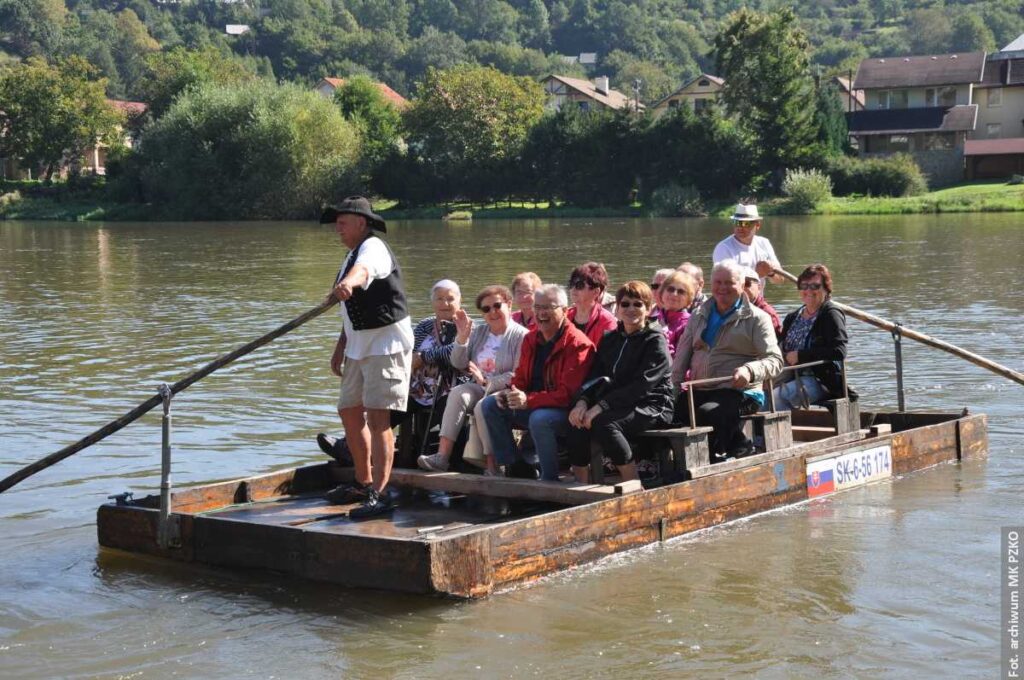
[730,444,757,459]
[324,481,368,505]
[507,459,540,480]
[317,432,353,466]
[349,488,394,519]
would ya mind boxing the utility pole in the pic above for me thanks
[633,78,642,113]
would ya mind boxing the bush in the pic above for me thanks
[646,182,706,217]
[828,154,927,197]
[782,168,833,212]
[135,81,361,219]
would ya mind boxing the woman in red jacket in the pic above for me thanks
[567,262,617,348]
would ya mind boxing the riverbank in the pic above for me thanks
[4,180,1024,221]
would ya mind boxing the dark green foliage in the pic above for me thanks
[133,81,361,219]
[828,154,928,197]
[814,82,850,158]
[334,75,402,179]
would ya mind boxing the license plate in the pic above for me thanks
[807,444,893,498]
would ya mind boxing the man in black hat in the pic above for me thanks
[320,196,413,518]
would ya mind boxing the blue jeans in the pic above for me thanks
[769,376,829,410]
[479,394,567,481]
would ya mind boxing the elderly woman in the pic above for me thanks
[510,272,542,330]
[649,268,675,312]
[417,285,528,472]
[567,281,673,483]
[654,269,696,357]
[567,262,617,348]
[771,264,850,410]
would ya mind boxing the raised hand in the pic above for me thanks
[454,308,472,342]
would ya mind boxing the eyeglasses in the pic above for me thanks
[570,280,596,290]
[798,282,824,291]
[618,300,646,309]
[663,285,688,295]
[743,279,757,287]
[649,282,661,290]
[479,301,504,313]
[514,289,534,297]
[534,303,560,312]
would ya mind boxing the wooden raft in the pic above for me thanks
[97,410,987,599]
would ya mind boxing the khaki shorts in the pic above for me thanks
[338,350,412,412]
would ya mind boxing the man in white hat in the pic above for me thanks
[712,203,784,286]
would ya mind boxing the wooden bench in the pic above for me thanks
[791,397,860,435]
[632,426,714,482]
[740,410,793,451]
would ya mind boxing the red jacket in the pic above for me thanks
[512,322,596,410]
[567,303,617,348]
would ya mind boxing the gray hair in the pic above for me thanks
[536,283,568,308]
[652,268,675,282]
[431,279,461,298]
[677,261,704,284]
[712,259,745,284]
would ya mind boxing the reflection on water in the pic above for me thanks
[0,216,1019,677]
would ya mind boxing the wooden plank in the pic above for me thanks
[793,425,838,442]
[958,414,989,460]
[171,464,334,514]
[387,469,635,505]
[690,430,867,479]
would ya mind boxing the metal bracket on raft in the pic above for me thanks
[157,383,177,550]
[107,491,133,506]
[891,324,906,412]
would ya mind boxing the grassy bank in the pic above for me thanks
[6,180,1024,222]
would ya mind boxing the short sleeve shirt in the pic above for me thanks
[712,235,780,286]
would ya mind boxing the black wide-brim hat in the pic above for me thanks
[320,195,387,232]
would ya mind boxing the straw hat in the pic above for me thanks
[731,203,761,222]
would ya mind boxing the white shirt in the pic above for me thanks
[712,234,780,285]
[337,236,413,360]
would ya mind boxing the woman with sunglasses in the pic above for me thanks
[654,269,697,357]
[567,262,617,348]
[771,264,851,410]
[567,281,673,483]
[417,285,528,472]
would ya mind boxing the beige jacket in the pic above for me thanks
[671,296,783,390]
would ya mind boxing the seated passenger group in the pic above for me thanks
[332,203,853,483]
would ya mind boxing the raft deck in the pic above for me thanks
[97,409,987,598]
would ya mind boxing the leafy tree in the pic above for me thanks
[950,13,997,52]
[139,46,257,118]
[403,65,544,201]
[905,9,953,56]
[813,82,850,158]
[715,8,818,182]
[334,75,403,174]
[135,81,361,219]
[0,0,65,57]
[0,56,124,179]
[603,51,673,104]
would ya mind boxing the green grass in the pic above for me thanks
[0,193,159,221]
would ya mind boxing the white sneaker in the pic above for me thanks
[483,467,503,477]
[417,452,450,472]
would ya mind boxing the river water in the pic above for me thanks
[0,215,1020,678]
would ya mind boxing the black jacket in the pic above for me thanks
[781,299,856,400]
[580,321,673,422]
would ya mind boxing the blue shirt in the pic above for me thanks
[701,297,742,347]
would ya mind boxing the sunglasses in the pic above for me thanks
[663,285,689,295]
[649,282,661,290]
[570,280,597,290]
[479,301,504,313]
[618,300,646,309]
[798,282,823,291]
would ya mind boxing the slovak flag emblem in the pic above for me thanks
[808,468,835,497]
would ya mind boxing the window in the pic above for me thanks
[925,86,957,107]
[698,79,710,87]
[865,135,910,153]
[577,101,590,112]
[987,123,1002,138]
[923,133,954,150]
[989,87,1003,107]
[888,134,910,151]
[694,98,710,112]
[668,99,680,108]
[875,89,909,109]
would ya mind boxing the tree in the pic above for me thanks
[0,0,65,57]
[0,56,124,179]
[139,46,256,118]
[403,65,544,201]
[715,8,818,182]
[813,82,850,158]
[334,75,403,175]
[949,13,996,53]
[135,81,361,219]
[905,9,953,56]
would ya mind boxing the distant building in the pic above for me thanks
[649,74,724,119]
[314,77,409,110]
[540,75,639,112]
[832,75,865,112]
[847,51,985,186]
[965,40,1024,179]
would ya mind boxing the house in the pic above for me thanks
[314,77,409,110]
[847,51,986,186]
[540,75,639,112]
[832,75,865,112]
[649,74,724,118]
[964,41,1024,179]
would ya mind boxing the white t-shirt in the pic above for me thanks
[475,331,503,378]
[712,234,780,285]
[337,236,414,360]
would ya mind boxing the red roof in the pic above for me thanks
[107,99,148,115]
[318,77,409,109]
[964,138,1024,156]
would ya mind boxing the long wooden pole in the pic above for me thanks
[775,268,1024,387]
[0,297,339,495]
